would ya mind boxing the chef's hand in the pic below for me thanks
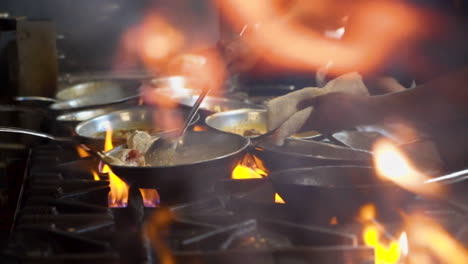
[297,92,374,134]
[266,72,370,145]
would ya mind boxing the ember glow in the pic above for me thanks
[405,214,468,264]
[359,204,406,264]
[216,0,420,74]
[193,125,208,131]
[373,139,442,196]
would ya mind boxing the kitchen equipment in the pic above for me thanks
[205,108,320,139]
[144,85,210,166]
[55,104,130,124]
[0,106,200,149]
[15,80,141,111]
[105,130,250,201]
[142,76,262,113]
[255,138,372,171]
[269,166,414,222]
[76,105,200,143]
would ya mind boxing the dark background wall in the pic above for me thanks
[0,0,219,74]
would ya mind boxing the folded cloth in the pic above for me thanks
[266,72,369,145]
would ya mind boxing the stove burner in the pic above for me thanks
[4,142,468,263]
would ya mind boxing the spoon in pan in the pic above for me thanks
[144,87,210,166]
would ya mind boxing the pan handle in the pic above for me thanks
[0,126,72,143]
[14,96,59,103]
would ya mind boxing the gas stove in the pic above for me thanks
[3,137,468,264]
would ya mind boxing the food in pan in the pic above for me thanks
[107,130,230,167]
[222,122,267,137]
[127,130,152,153]
[106,130,151,166]
[93,123,162,139]
[243,128,262,137]
[114,148,146,166]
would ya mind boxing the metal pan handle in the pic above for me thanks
[14,96,59,103]
[0,126,72,143]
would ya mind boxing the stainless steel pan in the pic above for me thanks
[0,106,200,149]
[75,105,199,142]
[15,80,141,111]
[142,76,262,113]
[55,105,129,124]
[205,108,321,139]
[0,126,250,203]
[104,130,250,202]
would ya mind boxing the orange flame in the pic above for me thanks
[329,216,338,225]
[216,0,420,74]
[102,124,129,208]
[359,204,406,264]
[405,214,468,264]
[274,193,286,204]
[139,188,160,208]
[231,153,284,203]
[143,208,175,264]
[92,170,101,181]
[363,226,403,264]
[76,146,90,158]
[231,153,268,180]
[373,139,442,196]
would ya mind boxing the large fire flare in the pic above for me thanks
[373,139,442,196]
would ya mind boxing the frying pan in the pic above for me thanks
[205,108,321,139]
[269,166,415,223]
[104,130,250,203]
[75,105,199,142]
[55,104,130,125]
[141,76,263,114]
[15,80,141,111]
[0,106,200,150]
[254,138,372,171]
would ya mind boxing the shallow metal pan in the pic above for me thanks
[142,76,263,113]
[205,108,321,139]
[254,138,373,171]
[105,130,250,202]
[269,166,414,223]
[0,106,200,150]
[15,80,141,111]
